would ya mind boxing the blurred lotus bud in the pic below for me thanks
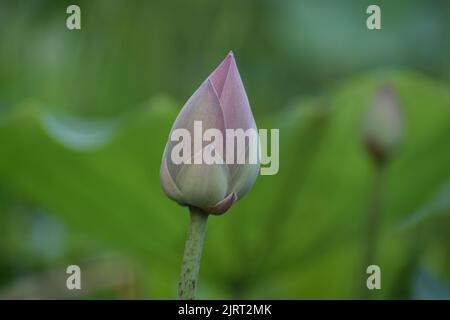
[363,85,405,164]
[160,52,260,215]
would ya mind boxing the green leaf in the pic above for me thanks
[2,70,450,298]
[400,180,450,229]
[413,269,450,300]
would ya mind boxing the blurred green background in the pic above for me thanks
[1,0,450,299]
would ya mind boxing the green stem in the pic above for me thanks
[178,207,208,300]
[361,162,385,298]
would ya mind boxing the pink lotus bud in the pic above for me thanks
[363,85,405,164]
[160,52,259,215]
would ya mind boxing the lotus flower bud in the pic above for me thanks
[363,85,405,164]
[160,52,260,215]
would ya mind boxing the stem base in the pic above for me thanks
[178,207,208,300]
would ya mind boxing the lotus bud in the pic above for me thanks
[160,52,260,215]
[363,85,405,165]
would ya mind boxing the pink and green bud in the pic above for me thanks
[160,52,260,215]
[363,85,405,164]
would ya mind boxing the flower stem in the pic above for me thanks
[361,162,385,298]
[178,207,208,300]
